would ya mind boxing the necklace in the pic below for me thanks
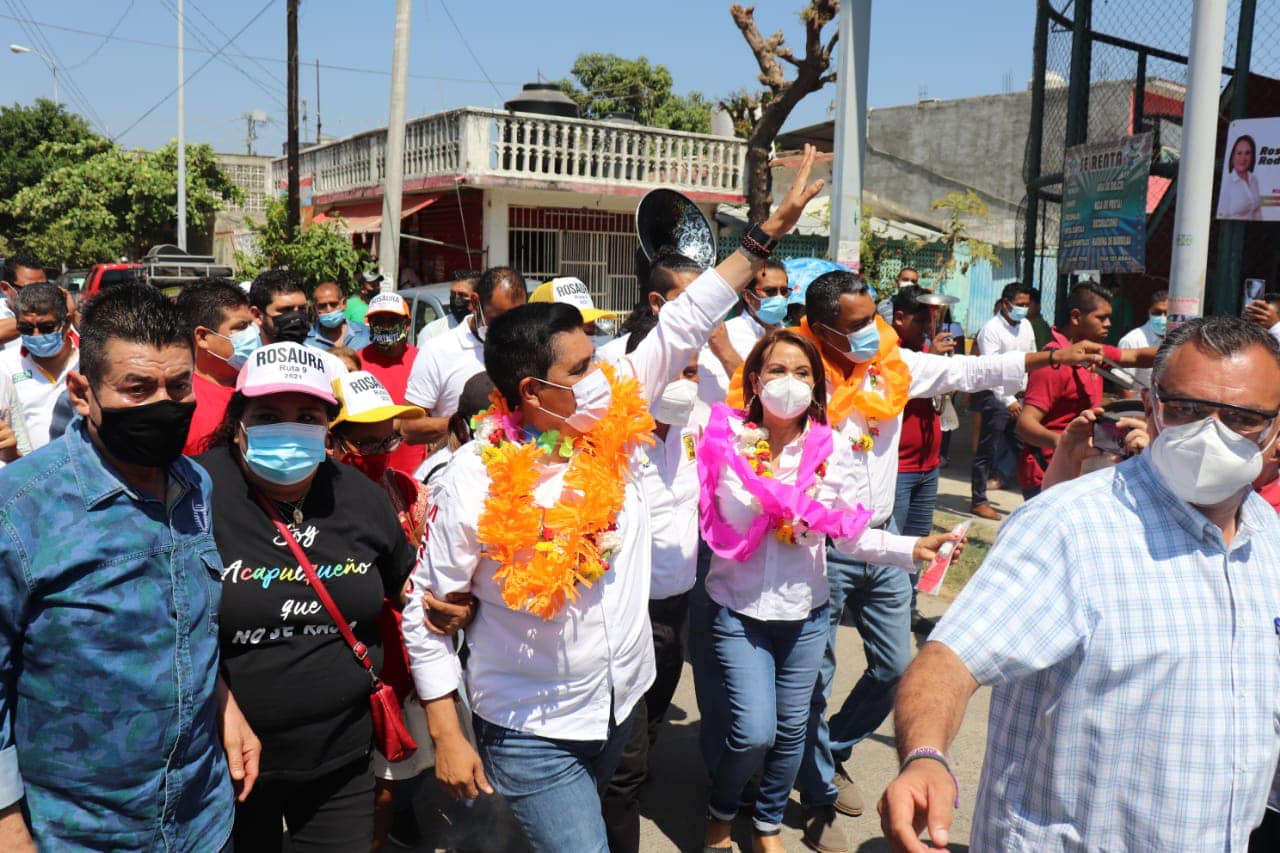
[271,493,308,525]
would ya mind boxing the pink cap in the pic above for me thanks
[236,342,340,404]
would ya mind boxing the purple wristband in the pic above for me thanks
[900,746,959,808]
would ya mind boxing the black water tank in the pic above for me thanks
[504,83,579,118]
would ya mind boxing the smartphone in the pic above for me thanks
[1094,356,1137,390]
[917,521,971,596]
[1245,278,1266,309]
[1092,412,1133,456]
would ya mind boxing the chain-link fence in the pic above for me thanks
[1021,0,1280,329]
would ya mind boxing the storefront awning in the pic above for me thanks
[313,195,438,234]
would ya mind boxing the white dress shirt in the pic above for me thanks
[404,317,483,419]
[832,349,1027,527]
[643,403,707,600]
[724,312,770,361]
[0,302,18,355]
[1117,321,1162,390]
[1217,170,1263,220]
[402,268,739,741]
[975,313,1036,407]
[2,346,78,450]
[596,333,631,366]
[706,414,918,621]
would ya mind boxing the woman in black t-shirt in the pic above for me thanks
[197,342,413,852]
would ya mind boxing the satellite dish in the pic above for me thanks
[635,189,715,269]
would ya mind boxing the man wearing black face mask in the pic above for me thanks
[417,271,480,346]
[248,269,311,346]
[0,283,259,851]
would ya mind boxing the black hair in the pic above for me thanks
[476,266,527,307]
[898,266,919,278]
[452,269,482,283]
[620,252,703,336]
[177,277,249,332]
[207,391,340,450]
[763,258,787,275]
[484,302,584,408]
[891,284,929,318]
[1068,282,1114,316]
[79,283,192,390]
[1028,289,1042,305]
[1232,134,1258,173]
[806,270,873,328]
[1263,291,1280,309]
[1000,281,1032,303]
[1153,314,1280,383]
[248,268,305,313]
[1149,290,1169,307]
[14,282,68,323]
[2,251,43,285]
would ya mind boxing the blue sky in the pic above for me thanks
[1,0,1034,155]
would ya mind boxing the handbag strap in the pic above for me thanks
[253,490,379,686]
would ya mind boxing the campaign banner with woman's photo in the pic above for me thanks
[1217,118,1280,221]
[1059,132,1153,274]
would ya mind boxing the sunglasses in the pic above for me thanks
[341,434,404,456]
[1153,385,1279,437]
[17,321,64,336]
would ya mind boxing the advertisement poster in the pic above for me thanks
[1217,117,1280,221]
[1059,132,1153,274]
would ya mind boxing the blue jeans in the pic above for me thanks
[707,604,829,832]
[472,707,636,852]
[796,543,914,806]
[689,540,728,773]
[893,468,939,608]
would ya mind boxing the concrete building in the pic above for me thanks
[211,152,275,269]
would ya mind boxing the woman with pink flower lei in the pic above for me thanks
[696,329,960,853]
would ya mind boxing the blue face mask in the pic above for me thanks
[215,325,263,371]
[22,330,64,358]
[241,422,328,486]
[317,310,346,329]
[822,320,880,363]
[754,295,788,327]
[1008,305,1030,323]
[1149,314,1167,336]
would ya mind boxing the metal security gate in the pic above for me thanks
[508,207,637,313]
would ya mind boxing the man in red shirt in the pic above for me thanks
[358,292,426,476]
[1016,282,1154,498]
[176,278,260,455]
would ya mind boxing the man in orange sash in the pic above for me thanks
[726,271,1102,852]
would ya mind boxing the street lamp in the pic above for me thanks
[9,44,58,104]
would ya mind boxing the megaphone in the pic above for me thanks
[635,189,716,269]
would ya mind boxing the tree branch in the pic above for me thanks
[730,4,788,91]
[819,72,837,86]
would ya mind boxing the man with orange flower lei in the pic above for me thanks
[399,149,826,852]
[724,270,1105,852]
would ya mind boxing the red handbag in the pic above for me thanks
[255,492,419,763]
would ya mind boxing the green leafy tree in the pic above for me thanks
[0,99,98,241]
[236,197,365,292]
[930,189,1000,280]
[4,140,242,266]
[558,53,712,133]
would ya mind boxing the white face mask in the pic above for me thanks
[757,374,813,420]
[537,367,613,433]
[1148,414,1273,506]
[651,378,699,426]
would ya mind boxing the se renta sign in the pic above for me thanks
[1058,132,1153,274]
[1217,117,1280,221]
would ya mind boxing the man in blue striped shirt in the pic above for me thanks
[880,315,1280,851]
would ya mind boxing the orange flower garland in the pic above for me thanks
[475,363,655,620]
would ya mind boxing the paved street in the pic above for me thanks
[405,414,1020,852]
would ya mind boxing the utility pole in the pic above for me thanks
[1167,0,1230,321]
[286,0,300,238]
[315,58,322,141]
[378,0,412,290]
[828,0,872,271]
[176,0,187,250]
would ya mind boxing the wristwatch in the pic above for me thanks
[740,223,779,260]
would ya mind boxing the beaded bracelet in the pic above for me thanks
[900,746,959,808]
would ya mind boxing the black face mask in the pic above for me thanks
[449,294,471,323]
[271,309,311,344]
[95,399,197,468]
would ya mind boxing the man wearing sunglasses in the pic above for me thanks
[0,253,48,356]
[882,314,1280,852]
[0,282,77,450]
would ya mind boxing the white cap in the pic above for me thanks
[236,342,340,404]
[529,277,611,323]
[331,371,424,426]
[366,292,410,319]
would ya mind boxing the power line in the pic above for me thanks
[5,0,110,134]
[434,0,505,101]
[112,0,276,143]
[65,0,135,70]
[157,0,284,110]
[185,0,285,89]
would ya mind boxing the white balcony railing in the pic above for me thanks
[277,108,745,199]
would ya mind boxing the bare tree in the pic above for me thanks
[728,1,839,223]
